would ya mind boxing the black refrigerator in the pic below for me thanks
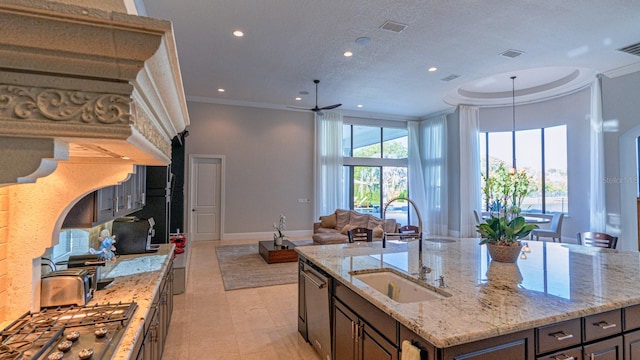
[131,165,172,244]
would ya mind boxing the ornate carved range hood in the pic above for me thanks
[0,0,189,184]
[0,0,190,320]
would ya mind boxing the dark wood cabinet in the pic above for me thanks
[133,258,173,360]
[62,165,146,228]
[583,336,623,360]
[443,329,535,360]
[334,300,397,360]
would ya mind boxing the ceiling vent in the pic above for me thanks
[499,49,525,58]
[379,20,408,33]
[441,74,460,82]
[618,42,640,57]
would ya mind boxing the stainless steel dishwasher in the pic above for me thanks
[301,260,332,360]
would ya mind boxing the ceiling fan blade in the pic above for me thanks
[320,103,342,110]
[286,105,313,111]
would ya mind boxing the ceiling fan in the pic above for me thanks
[290,79,341,115]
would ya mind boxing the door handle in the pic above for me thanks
[192,209,196,212]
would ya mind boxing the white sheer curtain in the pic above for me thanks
[407,121,427,233]
[419,116,449,235]
[589,74,606,232]
[314,112,344,218]
[458,105,482,237]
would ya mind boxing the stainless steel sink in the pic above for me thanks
[350,269,451,303]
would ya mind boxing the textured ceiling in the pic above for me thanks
[141,0,640,120]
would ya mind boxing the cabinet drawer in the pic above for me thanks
[625,304,640,332]
[536,346,582,360]
[334,281,398,345]
[583,309,622,342]
[537,319,582,355]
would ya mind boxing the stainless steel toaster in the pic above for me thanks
[41,268,93,308]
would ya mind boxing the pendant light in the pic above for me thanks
[509,75,517,175]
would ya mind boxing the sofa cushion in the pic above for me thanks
[312,232,348,245]
[335,209,351,230]
[350,211,370,228]
[341,224,357,235]
[384,219,398,233]
[367,217,383,230]
[319,213,337,229]
[316,227,340,234]
[373,224,384,238]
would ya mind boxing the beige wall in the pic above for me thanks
[0,187,7,321]
[185,102,315,237]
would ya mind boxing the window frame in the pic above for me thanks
[480,125,568,214]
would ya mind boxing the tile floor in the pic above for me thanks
[162,238,322,360]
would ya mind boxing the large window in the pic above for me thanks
[343,124,409,224]
[480,125,568,214]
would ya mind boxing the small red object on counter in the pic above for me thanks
[170,233,187,256]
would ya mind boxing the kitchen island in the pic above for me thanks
[297,238,640,359]
[90,244,175,360]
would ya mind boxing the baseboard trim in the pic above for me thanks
[222,230,313,241]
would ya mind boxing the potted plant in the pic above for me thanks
[481,163,534,218]
[476,216,538,262]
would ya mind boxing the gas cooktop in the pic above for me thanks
[0,302,137,360]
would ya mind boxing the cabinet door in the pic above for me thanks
[626,330,640,360]
[133,165,147,209]
[96,186,115,222]
[360,322,398,360]
[334,301,357,360]
[583,336,622,360]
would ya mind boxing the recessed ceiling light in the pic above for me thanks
[295,97,302,101]
[357,104,363,108]
[428,67,438,72]
[233,30,244,37]
[344,51,353,57]
[218,88,225,92]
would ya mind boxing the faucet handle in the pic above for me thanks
[437,275,447,288]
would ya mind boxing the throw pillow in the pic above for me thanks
[373,224,384,238]
[384,219,398,233]
[319,213,337,229]
[335,209,351,230]
[350,211,369,228]
[341,224,357,235]
[367,217,383,230]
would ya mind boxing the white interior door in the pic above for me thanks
[189,156,222,241]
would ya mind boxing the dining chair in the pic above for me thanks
[530,213,564,242]
[399,225,420,240]
[577,232,618,249]
[347,227,373,243]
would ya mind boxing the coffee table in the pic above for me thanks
[258,240,298,264]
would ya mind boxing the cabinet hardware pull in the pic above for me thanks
[550,331,574,341]
[301,270,327,289]
[550,355,575,360]
[594,320,616,329]
[351,321,355,340]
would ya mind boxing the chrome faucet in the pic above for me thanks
[436,275,447,288]
[418,264,432,280]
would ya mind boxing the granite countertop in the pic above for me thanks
[296,238,640,348]
[89,244,175,360]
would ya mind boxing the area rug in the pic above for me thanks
[215,240,312,291]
